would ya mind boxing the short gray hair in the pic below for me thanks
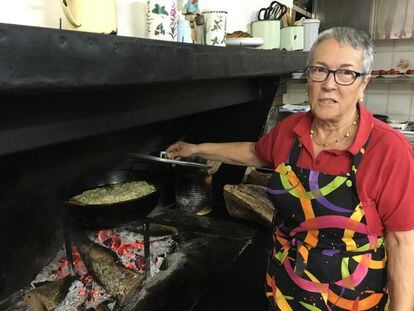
[307,27,374,74]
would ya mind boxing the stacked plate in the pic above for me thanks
[225,37,264,47]
[387,119,409,131]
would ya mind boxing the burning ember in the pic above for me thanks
[91,228,173,276]
[57,246,88,278]
[24,226,176,311]
[96,230,146,272]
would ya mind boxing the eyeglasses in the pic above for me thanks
[306,66,367,86]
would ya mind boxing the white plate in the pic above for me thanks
[370,74,379,78]
[381,74,403,78]
[405,74,414,78]
[225,37,264,47]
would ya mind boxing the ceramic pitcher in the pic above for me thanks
[0,0,61,28]
[203,10,227,46]
[146,0,178,41]
[60,0,117,34]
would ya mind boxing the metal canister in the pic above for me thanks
[174,160,212,215]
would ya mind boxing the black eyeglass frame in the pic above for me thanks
[305,66,367,86]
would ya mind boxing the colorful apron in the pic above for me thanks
[265,136,388,310]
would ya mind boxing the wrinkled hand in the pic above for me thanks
[166,141,198,159]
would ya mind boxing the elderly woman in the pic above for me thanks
[166,27,414,310]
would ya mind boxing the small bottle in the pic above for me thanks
[177,14,193,43]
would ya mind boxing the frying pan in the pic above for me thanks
[58,169,161,229]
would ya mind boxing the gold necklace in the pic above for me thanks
[310,115,359,148]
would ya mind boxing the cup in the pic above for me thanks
[251,20,281,49]
[60,0,117,34]
[0,0,61,29]
[303,19,320,51]
[146,0,178,41]
[203,10,227,46]
[116,0,146,37]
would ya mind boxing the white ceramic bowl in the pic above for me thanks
[292,72,304,79]
[387,119,409,131]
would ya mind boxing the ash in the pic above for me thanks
[89,229,175,277]
[18,226,176,310]
[54,280,114,311]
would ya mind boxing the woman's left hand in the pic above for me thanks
[166,141,198,159]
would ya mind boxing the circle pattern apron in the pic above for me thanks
[265,135,388,310]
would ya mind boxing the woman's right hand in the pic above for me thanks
[165,141,198,159]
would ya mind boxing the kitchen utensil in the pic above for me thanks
[146,0,178,41]
[258,1,287,20]
[58,169,161,229]
[60,0,117,34]
[251,20,281,49]
[281,7,296,27]
[127,152,211,169]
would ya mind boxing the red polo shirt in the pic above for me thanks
[255,104,414,235]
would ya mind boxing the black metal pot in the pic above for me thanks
[58,169,161,229]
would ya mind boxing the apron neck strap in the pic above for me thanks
[287,128,373,173]
[351,132,372,174]
[286,138,302,166]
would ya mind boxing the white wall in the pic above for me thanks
[366,39,414,121]
[0,0,292,35]
[178,0,293,33]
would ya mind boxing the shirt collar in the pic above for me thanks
[293,103,373,156]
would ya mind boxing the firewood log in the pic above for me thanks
[223,184,275,227]
[246,169,272,187]
[24,277,73,311]
[96,303,111,311]
[76,242,144,306]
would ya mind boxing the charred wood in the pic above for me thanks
[223,184,274,227]
[24,276,73,311]
[246,169,272,187]
[75,239,145,306]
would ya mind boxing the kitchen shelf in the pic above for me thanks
[0,23,308,94]
[368,77,414,84]
[287,77,414,85]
